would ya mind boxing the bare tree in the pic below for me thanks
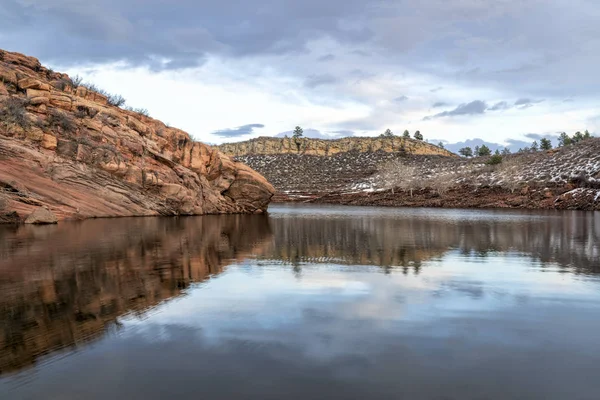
[375,160,418,196]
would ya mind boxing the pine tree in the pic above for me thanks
[413,130,423,140]
[477,145,491,156]
[383,129,393,137]
[540,138,552,150]
[558,132,572,147]
[403,130,410,138]
[530,141,539,151]
[293,126,304,139]
[459,147,473,157]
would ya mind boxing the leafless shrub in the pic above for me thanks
[124,106,150,117]
[107,94,126,107]
[427,174,453,195]
[496,157,526,192]
[52,77,73,91]
[375,159,419,196]
[79,82,126,107]
[71,75,83,87]
[48,109,76,133]
[0,97,31,129]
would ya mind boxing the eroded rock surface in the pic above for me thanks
[0,49,275,222]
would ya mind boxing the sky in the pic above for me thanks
[1,0,599,149]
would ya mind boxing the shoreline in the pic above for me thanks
[272,184,600,212]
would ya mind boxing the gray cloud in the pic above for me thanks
[305,74,338,88]
[514,98,544,107]
[430,87,443,93]
[0,0,373,70]
[488,101,511,111]
[329,130,354,137]
[432,101,448,108]
[393,95,408,102]
[318,54,336,62]
[424,100,487,120]
[213,123,265,138]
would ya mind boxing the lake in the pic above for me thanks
[1,204,600,399]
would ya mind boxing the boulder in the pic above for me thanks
[24,207,58,224]
[18,77,50,91]
[41,134,58,150]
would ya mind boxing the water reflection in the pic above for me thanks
[265,205,600,273]
[0,215,271,375]
[1,205,600,399]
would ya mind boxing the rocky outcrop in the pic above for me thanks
[0,49,275,222]
[24,207,57,224]
[217,135,455,157]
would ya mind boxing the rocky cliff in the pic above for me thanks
[0,49,275,222]
[217,135,454,157]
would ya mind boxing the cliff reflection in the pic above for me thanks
[0,215,272,375]
[1,206,599,376]
[263,208,600,273]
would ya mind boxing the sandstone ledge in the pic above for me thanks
[0,49,275,222]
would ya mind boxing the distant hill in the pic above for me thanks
[216,135,455,157]
[218,135,600,211]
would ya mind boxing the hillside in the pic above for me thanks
[0,49,275,223]
[224,137,600,211]
[217,135,454,157]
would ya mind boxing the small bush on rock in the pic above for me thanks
[48,109,76,133]
[0,97,31,129]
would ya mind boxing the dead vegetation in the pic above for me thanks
[0,97,31,130]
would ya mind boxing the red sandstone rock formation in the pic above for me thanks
[0,49,275,221]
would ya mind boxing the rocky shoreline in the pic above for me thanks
[273,184,600,211]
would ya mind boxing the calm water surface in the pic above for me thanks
[1,204,600,399]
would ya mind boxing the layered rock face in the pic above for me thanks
[0,49,275,221]
[217,135,455,157]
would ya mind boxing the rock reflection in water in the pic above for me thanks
[265,205,600,273]
[0,215,272,375]
[1,204,599,395]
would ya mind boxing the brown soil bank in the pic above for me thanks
[274,184,600,211]
[0,49,275,223]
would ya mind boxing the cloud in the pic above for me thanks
[329,130,355,137]
[275,129,342,139]
[424,100,487,120]
[393,95,408,102]
[514,98,544,108]
[430,87,443,93]
[0,0,373,70]
[432,101,448,108]
[305,74,338,88]
[318,54,336,62]
[488,101,511,111]
[212,123,264,138]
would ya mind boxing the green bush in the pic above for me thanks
[487,154,503,165]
